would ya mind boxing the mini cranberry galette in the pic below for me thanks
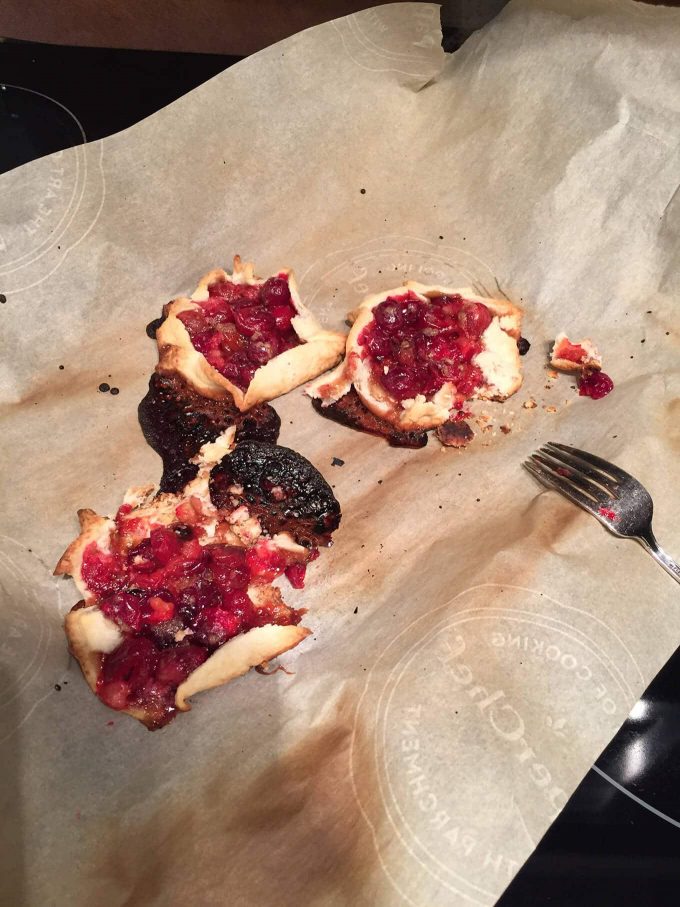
[308,282,523,437]
[55,435,340,729]
[156,255,346,410]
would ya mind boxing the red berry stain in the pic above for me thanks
[178,276,299,391]
[598,507,616,520]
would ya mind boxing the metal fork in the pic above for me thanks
[523,442,680,585]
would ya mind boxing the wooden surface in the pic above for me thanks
[0,1,429,55]
[0,1,677,59]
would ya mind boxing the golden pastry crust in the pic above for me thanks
[308,282,523,431]
[156,255,346,411]
[54,509,115,601]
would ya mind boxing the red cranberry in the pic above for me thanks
[81,543,125,596]
[192,607,242,647]
[149,527,181,566]
[285,563,307,589]
[100,591,146,632]
[364,330,392,359]
[403,300,424,327]
[373,301,403,332]
[220,589,253,618]
[380,366,419,400]
[578,370,614,399]
[270,304,294,331]
[127,538,157,573]
[98,679,130,710]
[246,541,286,583]
[458,302,492,339]
[234,306,275,337]
[177,582,220,621]
[260,277,291,307]
[99,637,159,708]
[156,644,208,685]
[178,309,209,337]
[248,335,280,365]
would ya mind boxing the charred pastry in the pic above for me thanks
[138,372,281,494]
[209,441,341,548]
[436,420,475,448]
[311,389,428,449]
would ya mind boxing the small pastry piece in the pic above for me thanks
[156,255,346,411]
[307,282,522,433]
[55,436,340,729]
[550,333,602,372]
[138,371,281,494]
[436,420,475,448]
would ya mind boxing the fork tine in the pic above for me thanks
[545,442,630,484]
[538,445,619,496]
[523,459,602,516]
[531,452,613,504]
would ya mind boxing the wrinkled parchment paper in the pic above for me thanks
[2,2,680,904]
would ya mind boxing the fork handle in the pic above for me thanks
[639,532,680,585]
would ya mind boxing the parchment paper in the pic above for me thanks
[1,2,680,904]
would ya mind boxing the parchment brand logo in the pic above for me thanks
[0,88,105,295]
[298,236,503,329]
[350,584,643,905]
[332,7,441,77]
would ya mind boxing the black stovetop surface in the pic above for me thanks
[2,37,679,905]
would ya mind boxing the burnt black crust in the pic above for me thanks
[138,372,281,494]
[209,441,341,547]
[311,389,428,449]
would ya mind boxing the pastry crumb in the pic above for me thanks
[545,405,558,414]
[500,425,512,434]
[523,399,537,409]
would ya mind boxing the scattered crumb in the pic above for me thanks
[482,424,493,433]
[331,457,345,467]
[98,382,110,393]
[500,425,512,435]
[547,369,558,379]
[353,607,358,614]
[544,384,552,390]
[54,683,61,692]
[377,479,383,484]
[476,498,481,502]
[545,405,558,414]
[523,399,537,409]
[110,387,120,396]
[59,364,64,370]
[359,188,366,195]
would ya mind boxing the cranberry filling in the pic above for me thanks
[85,523,315,727]
[555,339,587,364]
[358,293,491,404]
[177,276,300,391]
[578,370,614,400]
